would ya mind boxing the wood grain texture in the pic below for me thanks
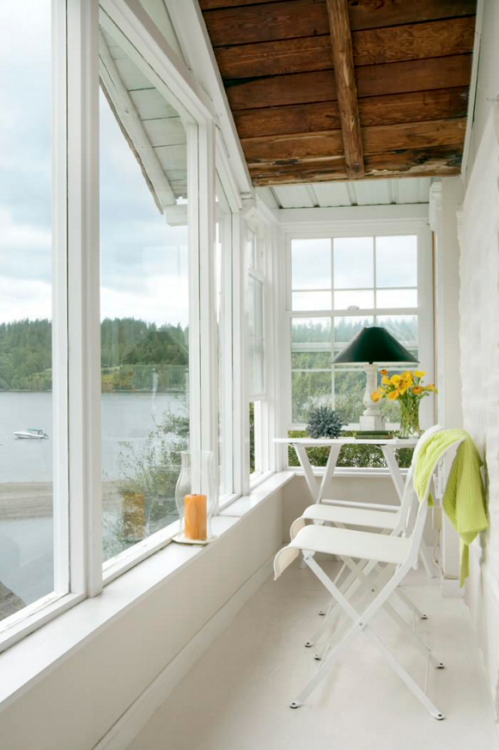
[242,118,466,164]
[215,17,475,79]
[326,0,364,177]
[233,88,469,138]
[203,0,476,47]
[249,146,462,184]
[227,55,472,110]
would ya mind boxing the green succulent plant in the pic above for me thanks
[307,406,343,439]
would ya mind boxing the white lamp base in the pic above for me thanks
[360,414,386,431]
[361,364,386,431]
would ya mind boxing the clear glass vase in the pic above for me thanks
[398,399,421,439]
[174,451,218,544]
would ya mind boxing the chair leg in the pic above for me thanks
[363,628,445,720]
[339,556,444,668]
[396,585,428,620]
[291,555,445,720]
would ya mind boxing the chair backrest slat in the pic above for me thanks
[395,425,443,534]
[405,436,465,569]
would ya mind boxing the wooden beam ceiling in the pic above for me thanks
[199,0,477,185]
[326,0,364,178]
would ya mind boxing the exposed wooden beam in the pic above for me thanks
[99,32,176,210]
[226,55,473,110]
[234,88,469,139]
[242,118,467,164]
[215,17,475,79]
[326,0,364,178]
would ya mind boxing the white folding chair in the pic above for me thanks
[273,437,464,720]
[290,426,442,640]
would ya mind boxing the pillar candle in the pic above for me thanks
[185,494,208,540]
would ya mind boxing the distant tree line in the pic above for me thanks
[0,318,189,392]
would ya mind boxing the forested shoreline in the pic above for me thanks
[0,318,189,392]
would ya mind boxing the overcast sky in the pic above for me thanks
[0,0,189,327]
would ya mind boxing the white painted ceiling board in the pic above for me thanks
[143,117,186,148]
[129,90,177,120]
[257,177,431,209]
[258,187,280,209]
[138,0,185,61]
[397,177,432,204]
[156,144,188,172]
[272,186,316,209]
[114,58,153,91]
[312,182,352,207]
[353,180,391,205]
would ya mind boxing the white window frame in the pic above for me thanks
[0,0,223,650]
[281,216,434,464]
[244,208,279,490]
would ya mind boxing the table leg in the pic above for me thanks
[294,444,320,503]
[381,446,405,503]
[318,444,341,504]
[293,443,341,504]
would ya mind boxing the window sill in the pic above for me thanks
[0,472,293,710]
[289,466,408,479]
[249,469,275,492]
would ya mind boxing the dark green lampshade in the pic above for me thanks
[333,326,418,365]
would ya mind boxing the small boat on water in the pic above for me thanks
[14,428,49,440]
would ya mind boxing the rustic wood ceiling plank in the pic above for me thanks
[249,145,463,184]
[227,55,472,110]
[326,0,364,178]
[242,118,466,165]
[203,0,476,47]
[199,0,289,10]
[215,17,475,79]
[234,88,469,139]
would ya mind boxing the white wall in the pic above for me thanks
[459,0,499,720]
[0,491,284,750]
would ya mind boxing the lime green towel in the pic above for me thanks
[414,429,488,586]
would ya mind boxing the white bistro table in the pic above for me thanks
[275,435,436,576]
[275,436,417,507]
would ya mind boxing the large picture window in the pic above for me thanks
[99,25,191,563]
[288,232,430,432]
[0,0,67,628]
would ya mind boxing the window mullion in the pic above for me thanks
[52,0,69,597]
[67,0,102,597]
[197,120,219,502]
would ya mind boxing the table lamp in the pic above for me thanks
[332,326,418,431]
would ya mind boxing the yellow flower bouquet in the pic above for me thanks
[371,370,437,437]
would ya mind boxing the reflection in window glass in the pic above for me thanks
[0,0,57,623]
[291,238,331,290]
[334,237,373,289]
[100,29,190,562]
[376,236,417,288]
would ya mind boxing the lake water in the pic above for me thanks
[0,390,186,614]
[0,390,186,482]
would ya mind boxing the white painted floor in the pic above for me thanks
[128,564,498,750]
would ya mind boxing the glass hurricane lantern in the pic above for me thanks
[173,450,218,545]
